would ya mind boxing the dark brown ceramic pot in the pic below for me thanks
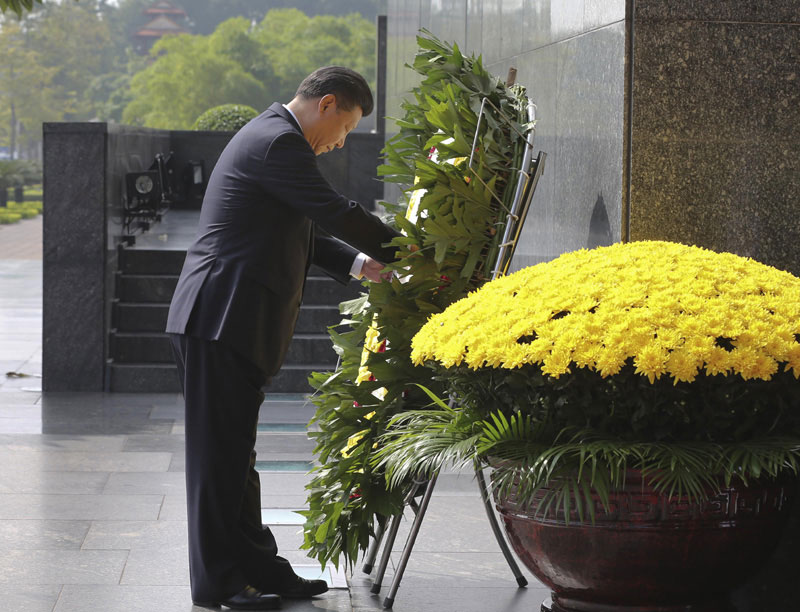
[493,470,796,612]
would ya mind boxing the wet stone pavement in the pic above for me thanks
[0,219,547,611]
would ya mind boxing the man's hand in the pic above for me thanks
[360,256,393,283]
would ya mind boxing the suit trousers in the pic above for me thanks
[169,334,291,602]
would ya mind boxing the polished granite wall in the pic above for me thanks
[386,0,628,268]
[629,0,800,275]
[387,0,799,275]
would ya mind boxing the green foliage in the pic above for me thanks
[436,362,800,444]
[373,355,800,523]
[0,160,41,194]
[0,0,41,17]
[253,9,377,99]
[376,397,800,525]
[123,9,376,129]
[167,0,385,36]
[0,2,114,157]
[301,32,530,569]
[0,210,23,224]
[29,1,113,121]
[192,104,258,132]
[123,26,268,129]
[7,200,41,216]
[2,3,378,148]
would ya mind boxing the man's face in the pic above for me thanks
[309,95,362,156]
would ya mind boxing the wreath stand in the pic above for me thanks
[363,83,547,608]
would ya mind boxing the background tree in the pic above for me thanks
[123,9,376,129]
[122,24,270,129]
[0,0,41,17]
[26,1,113,120]
[168,0,385,35]
[255,9,376,97]
[0,1,380,154]
[0,18,58,159]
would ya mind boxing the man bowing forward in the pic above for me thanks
[167,66,400,610]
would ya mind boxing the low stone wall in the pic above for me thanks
[42,122,385,392]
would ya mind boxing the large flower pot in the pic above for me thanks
[494,471,796,612]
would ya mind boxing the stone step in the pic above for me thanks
[116,273,361,305]
[108,362,326,393]
[302,276,363,305]
[113,302,342,334]
[111,332,339,365]
[295,305,343,333]
[120,248,186,275]
[116,274,178,304]
[113,302,169,333]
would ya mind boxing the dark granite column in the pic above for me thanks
[376,14,388,135]
[629,0,800,275]
[42,123,108,391]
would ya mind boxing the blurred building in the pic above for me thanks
[133,0,190,54]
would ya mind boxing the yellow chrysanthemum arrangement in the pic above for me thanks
[378,241,800,514]
[412,240,800,383]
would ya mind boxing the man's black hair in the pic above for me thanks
[296,66,374,117]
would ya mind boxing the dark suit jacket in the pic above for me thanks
[166,102,399,375]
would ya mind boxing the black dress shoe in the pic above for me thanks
[275,575,328,599]
[193,585,281,610]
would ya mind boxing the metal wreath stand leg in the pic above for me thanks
[364,88,547,608]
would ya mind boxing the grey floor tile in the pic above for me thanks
[260,495,312,509]
[363,552,542,589]
[0,449,172,472]
[0,470,109,494]
[0,494,163,520]
[349,583,550,612]
[0,549,128,584]
[40,418,175,435]
[0,519,91,550]
[0,404,43,418]
[83,519,187,550]
[259,400,318,424]
[0,391,41,405]
[54,585,199,612]
[123,433,185,453]
[281,590,353,611]
[389,496,506,553]
[38,392,169,408]
[269,524,308,551]
[0,433,127,452]
[149,404,186,421]
[121,545,190,585]
[0,584,62,612]
[257,473,314,497]
[103,471,186,495]
[55,585,351,612]
[169,452,185,472]
[157,494,187,520]
[0,418,44,433]
[433,471,485,495]
[0,375,41,391]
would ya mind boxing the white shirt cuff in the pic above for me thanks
[350,252,368,279]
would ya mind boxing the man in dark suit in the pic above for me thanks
[166,66,400,610]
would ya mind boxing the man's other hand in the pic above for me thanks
[360,256,393,283]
